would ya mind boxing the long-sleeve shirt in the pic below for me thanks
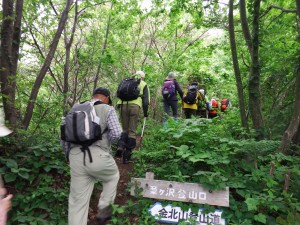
[106,107,122,144]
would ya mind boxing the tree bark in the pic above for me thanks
[239,0,253,56]
[279,0,300,152]
[249,0,264,139]
[0,0,23,127]
[240,0,264,139]
[228,0,248,129]
[22,0,73,129]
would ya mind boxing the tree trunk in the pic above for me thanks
[228,0,248,129]
[0,0,23,127]
[63,0,78,115]
[240,0,264,139]
[249,0,264,139]
[279,0,300,152]
[22,0,73,129]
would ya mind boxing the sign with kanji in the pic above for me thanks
[131,172,229,207]
[149,202,226,225]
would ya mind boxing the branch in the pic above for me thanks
[176,30,209,58]
[260,4,297,19]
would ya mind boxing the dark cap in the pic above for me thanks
[93,87,112,104]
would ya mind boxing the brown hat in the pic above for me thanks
[93,87,112,104]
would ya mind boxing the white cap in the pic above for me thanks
[0,110,12,137]
[0,125,12,137]
[136,70,145,78]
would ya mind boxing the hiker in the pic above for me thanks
[197,88,209,118]
[0,115,13,225]
[67,87,122,225]
[208,97,219,119]
[116,70,150,164]
[182,82,203,119]
[220,98,230,113]
[0,188,13,225]
[162,72,183,121]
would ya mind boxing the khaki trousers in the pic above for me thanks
[68,146,119,225]
[119,104,140,139]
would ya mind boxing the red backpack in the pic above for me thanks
[221,99,229,112]
[210,99,218,109]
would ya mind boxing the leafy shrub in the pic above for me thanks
[133,117,300,224]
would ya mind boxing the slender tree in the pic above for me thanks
[23,0,73,129]
[228,0,248,129]
[240,0,264,139]
[279,0,300,152]
[63,0,79,115]
[0,0,23,127]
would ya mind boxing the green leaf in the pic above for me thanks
[4,173,17,183]
[18,171,29,179]
[254,213,267,223]
[6,159,18,169]
[245,198,259,211]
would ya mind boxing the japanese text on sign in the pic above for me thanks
[149,202,226,225]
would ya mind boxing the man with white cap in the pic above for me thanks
[117,70,150,164]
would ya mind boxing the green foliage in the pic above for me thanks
[132,116,300,224]
[0,133,69,225]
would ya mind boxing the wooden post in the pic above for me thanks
[284,170,290,192]
[269,161,275,176]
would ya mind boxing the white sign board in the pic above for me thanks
[131,173,229,207]
[149,202,226,225]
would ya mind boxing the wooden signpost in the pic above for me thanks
[131,172,229,207]
[131,172,229,224]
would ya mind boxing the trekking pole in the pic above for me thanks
[139,117,147,149]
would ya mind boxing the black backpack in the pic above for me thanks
[183,85,198,104]
[117,78,141,101]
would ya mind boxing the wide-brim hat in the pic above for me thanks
[167,72,175,80]
[0,125,12,137]
[93,87,112,104]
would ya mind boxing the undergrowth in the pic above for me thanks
[131,116,300,225]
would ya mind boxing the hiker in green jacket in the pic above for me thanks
[116,71,150,164]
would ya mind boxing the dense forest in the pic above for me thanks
[0,0,299,224]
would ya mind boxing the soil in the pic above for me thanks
[87,138,140,225]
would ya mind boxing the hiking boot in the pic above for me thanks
[122,149,132,164]
[115,146,124,158]
[96,205,112,225]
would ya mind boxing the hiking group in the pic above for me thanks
[162,72,230,120]
[0,70,230,225]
